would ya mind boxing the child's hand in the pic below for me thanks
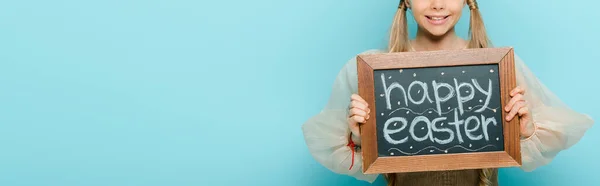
[505,86,533,138]
[348,94,371,137]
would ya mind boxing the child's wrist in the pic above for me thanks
[350,131,362,146]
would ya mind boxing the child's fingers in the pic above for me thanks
[351,100,369,113]
[351,115,367,124]
[506,101,525,121]
[517,106,529,116]
[350,108,368,118]
[351,94,368,106]
[505,94,523,112]
[510,86,526,97]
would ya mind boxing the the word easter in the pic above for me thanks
[383,109,498,145]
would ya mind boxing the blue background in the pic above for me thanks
[1,0,598,185]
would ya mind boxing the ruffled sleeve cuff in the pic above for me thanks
[519,105,594,172]
[302,109,379,183]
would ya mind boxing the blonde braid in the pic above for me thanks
[388,0,411,53]
[478,168,497,186]
[466,0,492,48]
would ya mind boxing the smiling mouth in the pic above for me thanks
[426,15,450,20]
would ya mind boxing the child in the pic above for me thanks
[301,0,595,186]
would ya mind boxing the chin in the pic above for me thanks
[424,28,451,37]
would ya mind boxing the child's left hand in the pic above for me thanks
[505,86,534,138]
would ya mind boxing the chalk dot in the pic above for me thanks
[399,69,403,73]
[492,109,497,113]
[448,107,451,110]
[466,90,470,93]
[406,111,409,114]
[410,146,413,149]
[413,73,416,77]
[468,107,472,110]
[445,150,448,153]
[421,127,425,130]
[380,94,384,97]
[397,101,401,105]
[479,99,483,102]
[418,90,421,93]
[391,152,395,155]
[462,70,466,73]
[430,150,434,152]
[469,144,472,147]
[381,113,384,116]
[441,72,445,75]
[496,137,500,141]
[441,123,444,126]
[428,111,432,114]
[393,122,397,126]
[388,76,392,79]
[490,69,494,73]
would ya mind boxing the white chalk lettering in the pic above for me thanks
[448,109,465,143]
[432,80,455,116]
[465,115,483,140]
[431,117,454,145]
[382,113,497,145]
[409,116,434,142]
[408,80,434,105]
[454,78,475,115]
[473,79,493,113]
[384,117,409,144]
[379,70,500,150]
[481,115,498,141]
[381,73,408,110]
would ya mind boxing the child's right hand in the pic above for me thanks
[348,94,371,138]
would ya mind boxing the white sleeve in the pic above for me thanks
[301,50,382,183]
[514,54,594,171]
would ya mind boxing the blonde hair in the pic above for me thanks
[387,0,410,53]
[385,0,496,185]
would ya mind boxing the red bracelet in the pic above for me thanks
[347,134,356,170]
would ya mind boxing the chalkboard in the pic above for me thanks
[356,48,522,174]
[374,64,504,157]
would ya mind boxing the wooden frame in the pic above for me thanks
[356,47,521,174]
